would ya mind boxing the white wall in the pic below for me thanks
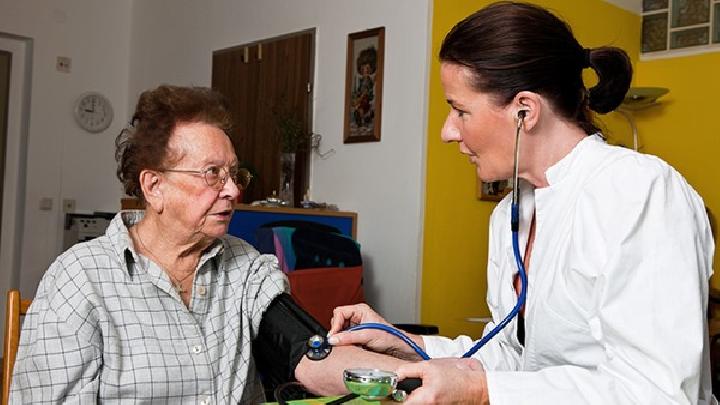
[0,1,133,297]
[129,0,432,322]
[0,0,430,323]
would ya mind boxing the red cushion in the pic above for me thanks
[288,266,364,330]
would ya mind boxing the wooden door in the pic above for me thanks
[212,30,314,206]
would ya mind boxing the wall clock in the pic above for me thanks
[74,92,113,133]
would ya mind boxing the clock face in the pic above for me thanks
[74,92,113,133]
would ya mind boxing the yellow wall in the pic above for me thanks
[634,54,720,289]
[422,0,642,337]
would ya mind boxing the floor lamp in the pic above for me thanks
[616,87,669,151]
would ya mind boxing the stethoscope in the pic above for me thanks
[338,110,529,360]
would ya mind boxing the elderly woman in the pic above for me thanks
[11,85,402,403]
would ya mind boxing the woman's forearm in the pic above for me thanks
[295,345,410,395]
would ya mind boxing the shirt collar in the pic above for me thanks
[106,211,142,263]
[544,133,605,187]
[106,210,226,275]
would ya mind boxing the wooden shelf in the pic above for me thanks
[121,198,357,240]
[232,203,356,218]
[120,197,145,210]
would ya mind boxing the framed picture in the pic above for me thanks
[343,27,385,143]
[477,178,513,202]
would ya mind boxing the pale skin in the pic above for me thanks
[327,62,589,404]
[131,122,241,307]
[130,121,407,395]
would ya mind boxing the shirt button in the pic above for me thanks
[192,345,203,354]
[200,398,210,405]
[197,285,207,296]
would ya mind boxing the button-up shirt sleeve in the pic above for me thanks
[243,253,290,337]
[11,252,103,404]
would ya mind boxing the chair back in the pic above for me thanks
[2,290,31,405]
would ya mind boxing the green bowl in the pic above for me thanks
[343,369,397,400]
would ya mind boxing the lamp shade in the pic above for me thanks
[620,87,669,110]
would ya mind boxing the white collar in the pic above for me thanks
[543,134,604,187]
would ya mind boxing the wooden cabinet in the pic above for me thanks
[212,31,314,207]
[122,198,357,245]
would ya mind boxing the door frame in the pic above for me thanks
[0,33,32,294]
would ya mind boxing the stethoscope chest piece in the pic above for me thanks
[305,334,332,360]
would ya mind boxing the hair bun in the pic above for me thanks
[586,47,632,114]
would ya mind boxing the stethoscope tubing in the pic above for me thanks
[346,113,528,360]
[346,224,527,360]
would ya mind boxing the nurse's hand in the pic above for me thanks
[329,303,389,334]
[396,358,489,405]
[327,304,425,360]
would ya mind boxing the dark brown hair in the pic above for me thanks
[115,85,233,200]
[356,46,378,74]
[439,1,632,134]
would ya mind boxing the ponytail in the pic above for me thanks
[586,47,633,114]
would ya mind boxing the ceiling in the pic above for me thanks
[604,0,642,14]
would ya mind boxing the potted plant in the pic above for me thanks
[273,105,310,205]
[276,111,309,153]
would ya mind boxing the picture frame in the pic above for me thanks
[477,178,513,202]
[343,27,385,143]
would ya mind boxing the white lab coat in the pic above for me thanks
[423,135,716,404]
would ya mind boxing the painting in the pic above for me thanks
[477,178,513,202]
[343,27,385,143]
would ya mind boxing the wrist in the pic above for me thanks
[409,333,426,350]
[476,371,490,405]
[391,333,426,360]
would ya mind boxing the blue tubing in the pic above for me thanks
[346,202,528,360]
[462,208,526,357]
[347,322,431,360]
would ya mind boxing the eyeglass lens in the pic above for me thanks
[203,166,252,189]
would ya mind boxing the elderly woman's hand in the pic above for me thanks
[396,358,489,405]
[327,304,425,360]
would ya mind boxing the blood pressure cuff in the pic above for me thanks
[252,293,328,389]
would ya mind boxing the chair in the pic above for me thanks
[287,266,365,330]
[2,290,31,405]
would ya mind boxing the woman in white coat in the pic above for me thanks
[328,2,715,404]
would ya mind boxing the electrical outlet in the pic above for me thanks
[62,198,76,213]
[310,133,321,149]
[56,56,71,73]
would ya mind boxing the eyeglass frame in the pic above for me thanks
[160,165,253,190]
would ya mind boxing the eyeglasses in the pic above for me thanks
[162,165,253,190]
